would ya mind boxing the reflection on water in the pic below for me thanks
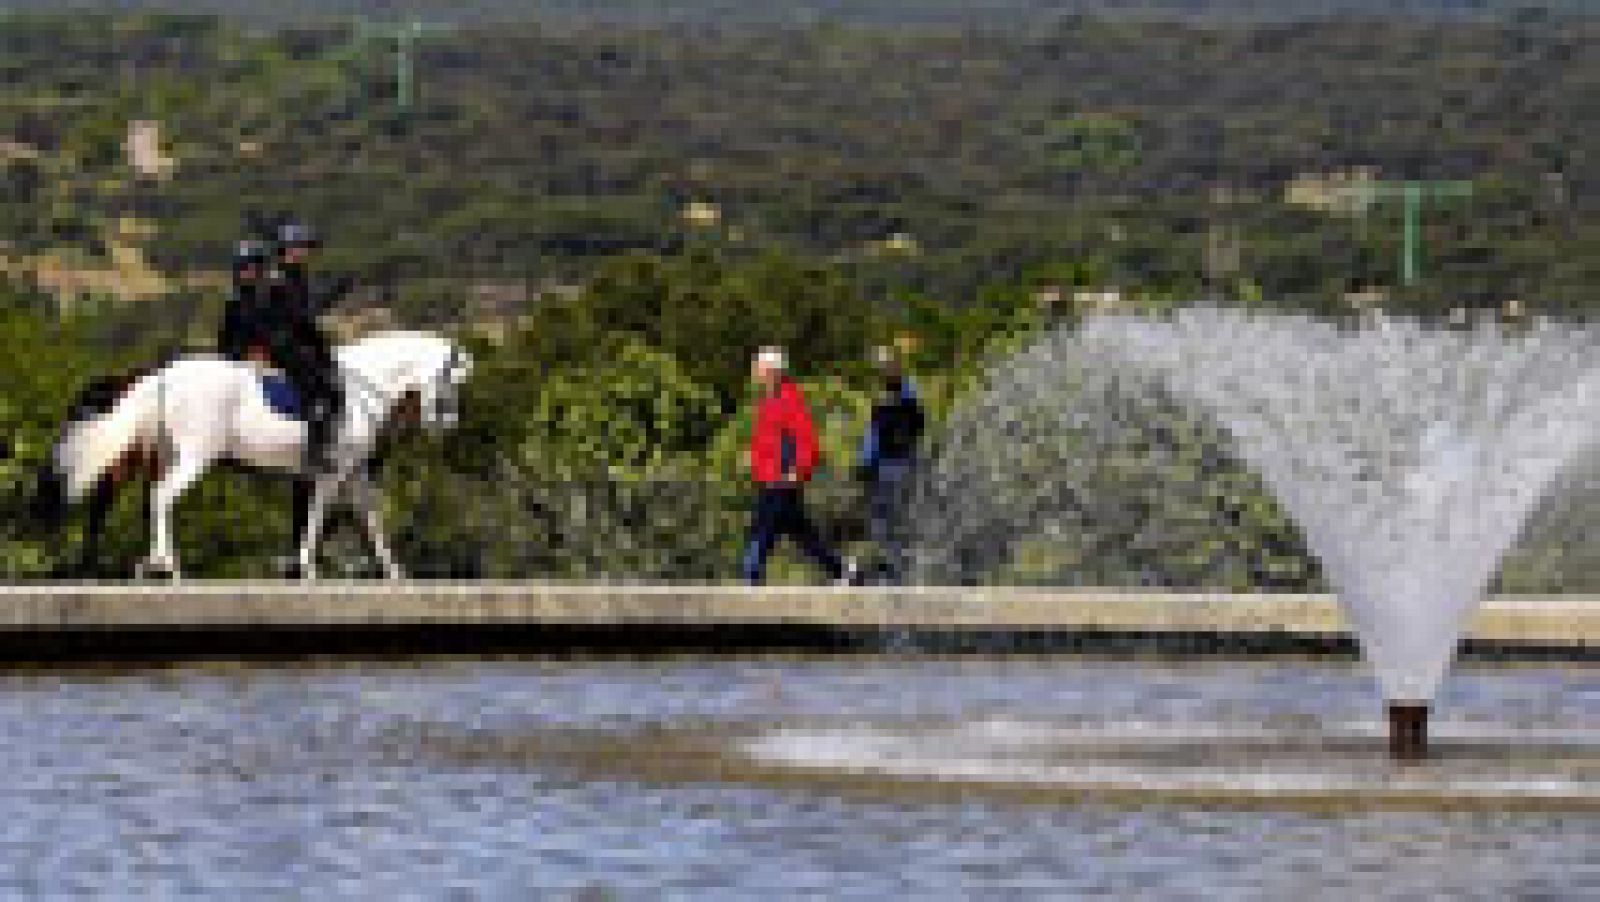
[0,657,1593,897]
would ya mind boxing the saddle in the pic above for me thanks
[259,371,303,419]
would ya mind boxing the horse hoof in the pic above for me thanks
[48,563,82,583]
[134,560,177,582]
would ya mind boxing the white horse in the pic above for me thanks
[51,331,472,581]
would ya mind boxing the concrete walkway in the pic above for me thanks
[0,584,1592,648]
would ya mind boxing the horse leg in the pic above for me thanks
[352,473,404,581]
[77,475,119,578]
[276,477,315,578]
[296,467,353,582]
[292,478,311,545]
[140,451,208,582]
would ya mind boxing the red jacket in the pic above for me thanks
[749,379,821,485]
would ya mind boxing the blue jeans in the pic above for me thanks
[868,459,915,584]
[741,487,844,585]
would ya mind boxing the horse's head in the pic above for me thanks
[417,340,473,435]
[347,332,474,438]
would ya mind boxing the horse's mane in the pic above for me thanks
[345,329,449,347]
[337,329,454,357]
[335,331,459,393]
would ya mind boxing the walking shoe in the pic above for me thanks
[272,554,304,579]
[836,556,861,587]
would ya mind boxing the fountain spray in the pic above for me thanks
[916,308,1600,761]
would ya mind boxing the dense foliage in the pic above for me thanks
[1,12,1595,308]
[8,1,1596,26]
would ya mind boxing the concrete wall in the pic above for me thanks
[0,585,1591,647]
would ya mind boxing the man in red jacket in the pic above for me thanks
[741,347,855,585]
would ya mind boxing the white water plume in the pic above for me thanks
[915,308,1600,701]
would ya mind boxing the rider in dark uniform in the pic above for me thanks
[267,221,351,474]
[217,239,274,364]
[214,221,351,573]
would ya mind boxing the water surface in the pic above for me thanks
[0,656,1593,898]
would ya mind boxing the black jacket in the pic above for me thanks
[871,391,925,463]
[218,282,276,359]
[218,267,345,365]
[276,265,352,320]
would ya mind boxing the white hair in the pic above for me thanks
[755,346,787,371]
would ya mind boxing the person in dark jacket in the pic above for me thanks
[741,347,857,585]
[217,239,274,363]
[273,222,355,321]
[855,346,925,584]
[267,220,351,475]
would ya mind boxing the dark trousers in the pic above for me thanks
[272,326,343,469]
[741,486,844,584]
[867,459,915,584]
[224,322,342,420]
[275,327,341,412]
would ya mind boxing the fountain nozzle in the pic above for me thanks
[1388,702,1429,763]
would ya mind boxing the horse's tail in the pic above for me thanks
[55,371,164,502]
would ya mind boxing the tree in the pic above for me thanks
[517,337,721,480]
[582,249,886,403]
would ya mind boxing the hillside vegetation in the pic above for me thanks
[3,12,1596,308]
[7,1,1596,26]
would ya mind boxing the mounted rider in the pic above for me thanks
[216,218,352,473]
[217,238,273,363]
[269,220,352,473]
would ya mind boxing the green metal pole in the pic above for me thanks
[397,22,416,113]
[1402,180,1421,286]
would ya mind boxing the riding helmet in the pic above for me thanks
[275,221,321,250]
[232,239,271,275]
